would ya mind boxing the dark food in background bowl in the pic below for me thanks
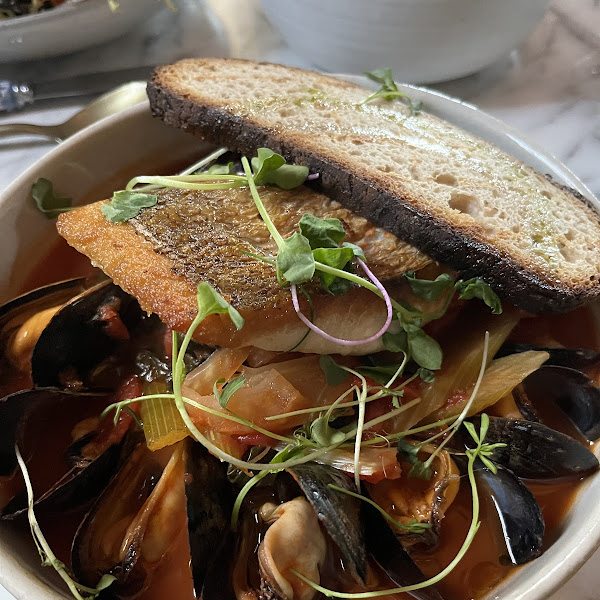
[0,0,65,18]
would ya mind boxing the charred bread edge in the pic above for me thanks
[147,77,599,315]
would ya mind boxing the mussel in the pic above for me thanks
[0,387,126,518]
[460,416,599,480]
[454,456,545,566]
[32,280,142,388]
[72,442,188,599]
[520,365,600,442]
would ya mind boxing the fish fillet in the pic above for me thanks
[57,185,431,355]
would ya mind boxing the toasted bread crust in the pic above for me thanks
[147,59,600,314]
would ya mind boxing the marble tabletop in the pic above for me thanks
[0,0,598,599]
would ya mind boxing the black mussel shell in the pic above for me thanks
[184,439,234,598]
[462,416,598,480]
[32,280,140,388]
[72,442,174,598]
[0,388,121,518]
[288,462,367,585]
[362,498,444,600]
[498,343,600,370]
[200,531,236,600]
[456,457,544,566]
[0,278,87,326]
[521,365,600,442]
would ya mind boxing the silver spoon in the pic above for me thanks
[0,81,147,143]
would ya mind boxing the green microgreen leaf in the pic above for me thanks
[206,162,234,175]
[417,367,436,383]
[362,68,423,115]
[31,178,73,218]
[397,438,420,465]
[357,363,403,385]
[313,246,355,292]
[408,460,433,481]
[277,232,315,284]
[319,355,349,386]
[298,213,346,249]
[101,190,158,223]
[457,278,503,314]
[463,420,480,445]
[310,416,346,446]
[404,325,443,371]
[342,241,366,260]
[213,375,246,409]
[251,148,309,189]
[196,282,244,330]
[405,271,454,301]
[382,330,408,353]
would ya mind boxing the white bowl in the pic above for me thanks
[0,80,598,600]
[260,0,551,83]
[0,0,163,63]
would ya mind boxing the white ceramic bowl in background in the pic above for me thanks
[0,0,164,63]
[0,79,599,600]
[260,0,551,83]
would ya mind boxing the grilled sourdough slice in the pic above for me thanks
[147,58,600,314]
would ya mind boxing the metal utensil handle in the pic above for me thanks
[0,81,34,113]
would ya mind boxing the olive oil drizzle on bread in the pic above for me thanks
[147,58,600,313]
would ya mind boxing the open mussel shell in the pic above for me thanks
[0,278,87,324]
[521,365,600,442]
[498,343,600,370]
[72,442,182,599]
[31,280,141,388]
[184,439,234,597]
[287,462,367,585]
[455,457,544,566]
[0,278,88,374]
[0,388,121,518]
[362,499,444,600]
[462,416,598,479]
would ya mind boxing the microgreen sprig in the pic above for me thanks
[361,68,423,116]
[15,445,115,600]
[288,412,502,599]
[327,484,431,535]
[463,414,507,474]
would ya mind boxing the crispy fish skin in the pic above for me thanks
[57,186,430,355]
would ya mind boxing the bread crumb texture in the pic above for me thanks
[150,59,600,311]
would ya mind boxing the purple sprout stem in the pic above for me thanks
[290,257,393,346]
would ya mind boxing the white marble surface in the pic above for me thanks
[0,0,599,599]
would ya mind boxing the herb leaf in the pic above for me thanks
[299,214,346,249]
[196,282,244,330]
[457,278,502,314]
[101,190,158,223]
[408,461,433,481]
[357,363,402,385]
[319,355,349,386]
[313,246,355,293]
[416,367,436,383]
[277,232,315,284]
[405,271,454,301]
[206,162,234,175]
[404,325,443,371]
[382,330,408,353]
[311,415,346,446]
[397,438,420,465]
[251,148,309,189]
[362,68,423,115]
[213,375,246,408]
[31,178,73,218]
[342,241,366,260]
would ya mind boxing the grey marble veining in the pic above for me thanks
[0,1,598,600]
